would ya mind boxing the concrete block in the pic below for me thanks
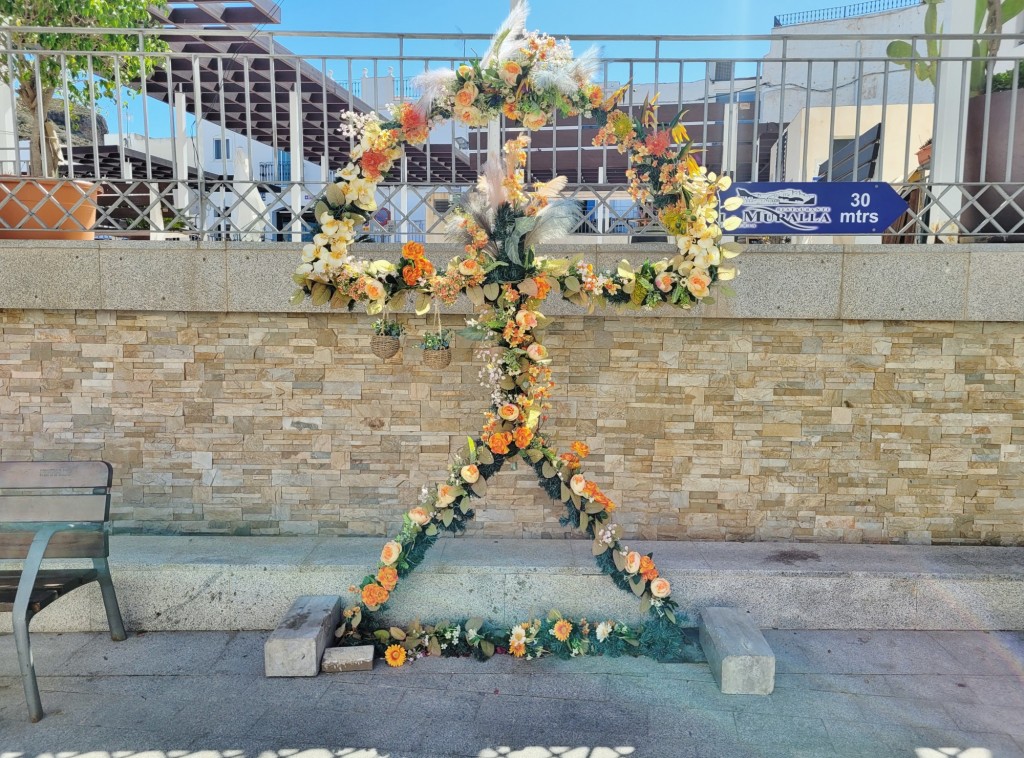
[966,250,1024,321]
[699,607,775,695]
[99,246,227,311]
[0,244,101,309]
[321,645,374,673]
[264,595,342,677]
[841,249,969,321]
[715,251,843,320]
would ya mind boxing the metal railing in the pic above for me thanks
[0,25,1021,244]
[775,0,922,28]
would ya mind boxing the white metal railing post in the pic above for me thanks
[289,88,303,242]
[929,0,973,242]
[173,90,190,219]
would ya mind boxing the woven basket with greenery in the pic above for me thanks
[422,347,452,369]
[370,334,400,359]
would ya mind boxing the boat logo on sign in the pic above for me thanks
[734,187,831,232]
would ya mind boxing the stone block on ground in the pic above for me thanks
[699,606,775,695]
[321,645,375,673]
[264,595,341,677]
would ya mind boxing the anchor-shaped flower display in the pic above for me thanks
[290,4,743,663]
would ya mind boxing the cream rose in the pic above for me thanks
[500,60,523,86]
[380,540,402,565]
[498,404,520,422]
[515,310,538,330]
[455,84,478,107]
[522,111,547,131]
[650,577,671,598]
[526,343,548,362]
[686,270,711,299]
[363,278,386,301]
[408,507,431,526]
[624,551,642,575]
[436,483,457,507]
[654,272,674,293]
[460,464,480,484]
[570,474,587,496]
[458,259,482,277]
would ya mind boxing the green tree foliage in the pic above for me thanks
[0,0,168,175]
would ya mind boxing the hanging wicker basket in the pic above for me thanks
[422,347,452,369]
[370,335,401,360]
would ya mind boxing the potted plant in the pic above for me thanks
[419,328,453,369]
[0,0,166,240]
[888,0,1024,240]
[370,318,404,360]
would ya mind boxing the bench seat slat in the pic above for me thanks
[0,531,107,560]
[0,461,111,490]
[0,569,99,614]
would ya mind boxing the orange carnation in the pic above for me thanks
[361,583,390,608]
[571,441,590,458]
[376,565,398,592]
[384,643,407,667]
[513,426,534,449]
[639,556,658,581]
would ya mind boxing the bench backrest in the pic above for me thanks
[0,461,113,559]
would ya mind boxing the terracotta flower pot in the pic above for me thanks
[0,178,101,241]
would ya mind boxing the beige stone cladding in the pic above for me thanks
[0,309,1021,545]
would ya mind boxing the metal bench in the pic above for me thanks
[0,461,126,722]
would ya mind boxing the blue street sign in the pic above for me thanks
[718,182,910,236]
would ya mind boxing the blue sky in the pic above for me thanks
[272,0,835,37]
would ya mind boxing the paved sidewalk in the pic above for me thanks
[1,630,1023,757]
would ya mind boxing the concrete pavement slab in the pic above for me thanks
[1,630,1023,757]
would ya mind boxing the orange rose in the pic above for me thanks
[408,507,430,526]
[402,240,425,259]
[377,565,398,592]
[403,265,420,286]
[488,432,512,455]
[570,474,587,496]
[498,403,520,422]
[380,540,402,566]
[461,464,480,484]
[639,556,658,581]
[361,583,389,608]
[650,577,671,598]
[512,426,533,449]
[571,441,590,458]
[625,551,642,575]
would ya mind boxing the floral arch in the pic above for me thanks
[291,4,742,665]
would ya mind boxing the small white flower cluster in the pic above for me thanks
[336,110,380,140]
